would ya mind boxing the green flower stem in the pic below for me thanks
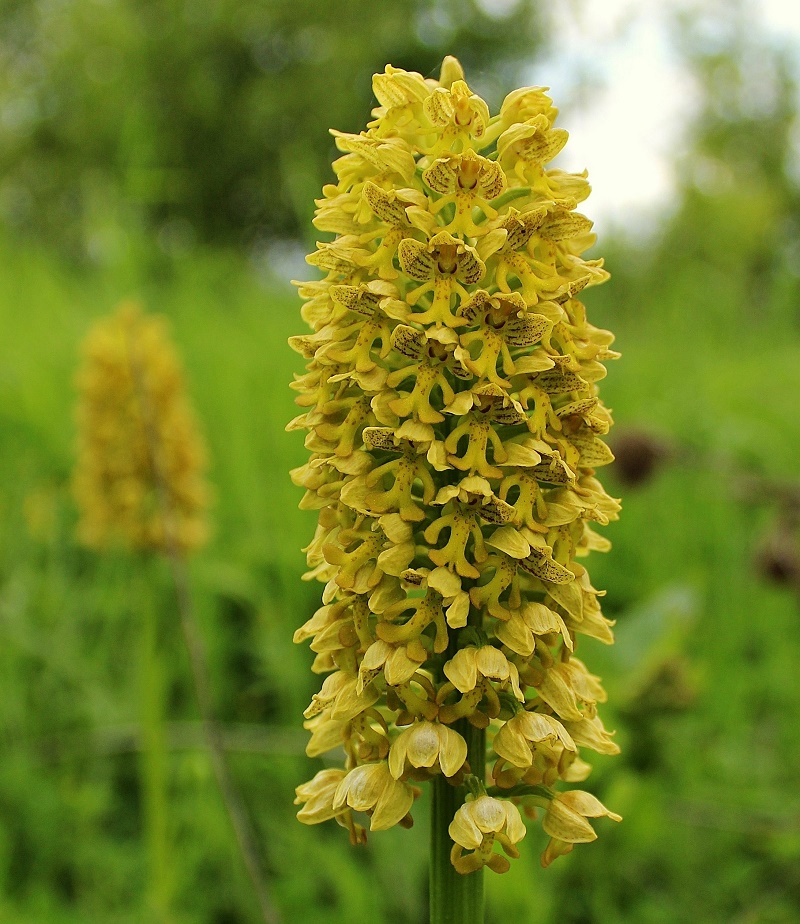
[132,355,280,924]
[138,563,172,922]
[481,185,531,210]
[431,604,486,924]
[431,720,486,924]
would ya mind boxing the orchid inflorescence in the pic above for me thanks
[290,56,621,873]
[74,302,209,554]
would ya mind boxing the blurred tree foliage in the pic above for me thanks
[0,0,549,255]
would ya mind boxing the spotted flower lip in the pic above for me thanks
[290,55,621,873]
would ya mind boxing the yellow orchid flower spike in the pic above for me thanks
[74,302,209,553]
[289,56,622,915]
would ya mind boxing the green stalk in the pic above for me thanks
[430,599,486,924]
[139,564,172,923]
[430,721,485,924]
[130,325,279,924]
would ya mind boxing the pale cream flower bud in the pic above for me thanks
[449,795,526,874]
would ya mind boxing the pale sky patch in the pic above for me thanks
[526,1,696,235]
[526,0,800,235]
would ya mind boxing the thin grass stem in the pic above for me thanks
[128,332,280,924]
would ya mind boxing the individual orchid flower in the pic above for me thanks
[449,795,527,874]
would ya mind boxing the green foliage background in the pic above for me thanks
[1,2,800,922]
[0,0,545,251]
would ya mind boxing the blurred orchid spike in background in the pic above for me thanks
[289,54,621,914]
[74,304,281,924]
[74,301,209,553]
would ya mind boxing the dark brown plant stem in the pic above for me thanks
[128,337,280,924]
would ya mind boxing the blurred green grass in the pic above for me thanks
[1,229,800,924]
